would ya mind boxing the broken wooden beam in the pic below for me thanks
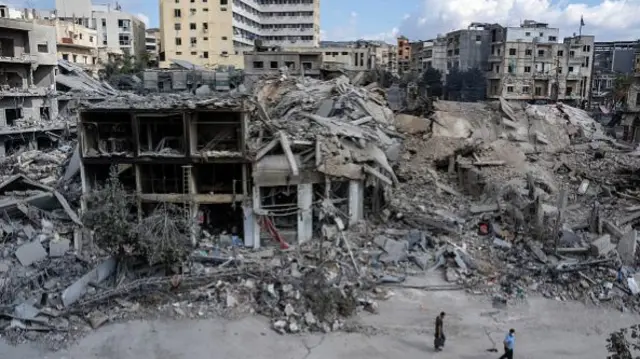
[278,131,299,177]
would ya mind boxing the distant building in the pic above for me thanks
[244,49,322,79]
[158,0,320,69]
[54,0,147,60]
[146,28,161,66]
[397,36,411,73]
[591,41,638,108]
[54,20,99,74]
[486,20,594,104]
[419,23,497,77]
[289,40,397,74]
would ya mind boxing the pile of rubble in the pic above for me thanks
[5,72,640,349]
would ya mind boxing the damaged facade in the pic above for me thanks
[418,23,498,76]
[486,20,594,104]
[243,49,322,79]
[78,96,251,244]
[0,15,61,157]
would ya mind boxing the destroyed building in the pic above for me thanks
[0,15,62,157]
[78,95,251,243]
[78,74,396,248]
[244,49,322,80]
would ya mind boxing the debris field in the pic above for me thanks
[1,72,640,350]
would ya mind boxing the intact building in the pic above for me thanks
[54,0,147,59]
[158,0,321,69]
[486,20,594,104]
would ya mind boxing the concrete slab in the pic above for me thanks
[14,241,47,266]
[618,230,637,265]
[49,239,70,257]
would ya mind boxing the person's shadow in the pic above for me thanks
[395,337,440,353]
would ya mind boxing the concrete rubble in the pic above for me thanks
[3,71,640,349]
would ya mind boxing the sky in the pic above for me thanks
[7,0,640,42]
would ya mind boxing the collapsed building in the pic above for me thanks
[77,75,398,247]
[0,16,63,156]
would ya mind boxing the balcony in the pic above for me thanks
[59,37,95,49]
[259,3,314,12]
[233,34,254,46]
[566,73,580,80]
[260,15,314,25]
[233,5,260,23]
[262,38,315,47]
[0,53,37,64]
[232,20,261,35]
[488,54,502,62]
[261,27,314,36]
[487,72,502,79]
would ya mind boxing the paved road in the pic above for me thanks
[1,274,635,359]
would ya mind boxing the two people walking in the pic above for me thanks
[433,311,516,358]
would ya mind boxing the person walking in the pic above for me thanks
[434,312,446,351]
[498,329,515,359]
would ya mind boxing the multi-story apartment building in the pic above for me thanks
[146,28,161,66]
[591,41,638,108]
[420,23,496,77]
[486,20,594,104]
[0,9,61,156]
[158,0,320,69]
[54,0,146,60]
[397,36,411,73]
[54,20,99,74]
[285,40,397,74]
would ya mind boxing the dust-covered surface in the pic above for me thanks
[1,274,637,359]
[3,71,640,356]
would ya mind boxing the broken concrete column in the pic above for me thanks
[618,230,637,265]
[348,180,364,226]
[297,183,312,244]
[250,185,261,249]
[243,204,256,248]
[590,234,615,257]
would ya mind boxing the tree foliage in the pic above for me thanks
[100,52,150,80]
[362,68,396,88]
[82,166,194,267]
[418,67,444,98]
[612,74,635,110]
[445,67,486,102]
[135,203,194,266]
[82,166,136,256]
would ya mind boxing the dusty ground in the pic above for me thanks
[1,273,636,359]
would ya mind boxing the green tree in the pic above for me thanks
[612,74,635,110]
[419,67,444,98]
[445,67,486,102]
[82,166,137,257]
